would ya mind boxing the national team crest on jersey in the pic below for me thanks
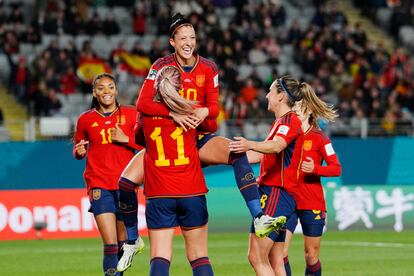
[117,115,126,125]
[196,75,205,87]
[92,189,101,200]
[303,140,312,151]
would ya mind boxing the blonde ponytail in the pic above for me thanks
[299,82,338,126]
[154,66,195,115]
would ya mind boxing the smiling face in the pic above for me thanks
[93,76,117,112]
[170,25,196,64]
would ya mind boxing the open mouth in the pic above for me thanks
[183,47,192,55]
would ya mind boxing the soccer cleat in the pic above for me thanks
[117,236,145,272]
[254,215,286,238]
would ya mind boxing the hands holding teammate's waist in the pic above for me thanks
[169,107,209,131]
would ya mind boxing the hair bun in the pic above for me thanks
[169,13,191,37]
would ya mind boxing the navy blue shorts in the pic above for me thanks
[196,133,217,149]
[89,188,123,221]
[250,186,296,242]
[286,210,325,237]
[145,196,208,229]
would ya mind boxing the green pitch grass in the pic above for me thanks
[1,231,413,275]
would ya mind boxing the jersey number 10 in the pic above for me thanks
[150,127,190,167]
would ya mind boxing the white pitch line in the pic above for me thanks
[323,241,414,248]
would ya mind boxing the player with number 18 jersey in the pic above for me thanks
[74,106,141,193]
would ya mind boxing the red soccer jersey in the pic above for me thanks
[136,53,219,124]
[257,111,304,198]
[141,115,208,198]
[73,106,141,193]
[295,127,341,211]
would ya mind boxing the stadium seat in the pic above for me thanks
[39,117,71,136]
[376,7,392,29]
[238,64,253,80]
[92,35,110,58]
[58,35,74,48]
[0,54,11,83]
[75,35,90,50]
[19,43,33,56]
[255,65,272,82]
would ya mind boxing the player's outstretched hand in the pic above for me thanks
[75,140,89,157]
[110,123,129,143]
[229,137,252,153]
[302,157,315,173]
[169,111,199,131]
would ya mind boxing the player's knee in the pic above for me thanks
[248,249,264,268]
[304,248,319,264]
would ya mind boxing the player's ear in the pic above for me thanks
[169,37,175,48]
[92,89,97,98]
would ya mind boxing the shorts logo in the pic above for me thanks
[304,140,312,151]
[242,172,255,181]
[260,194,268,209]
[146,69,157,80]
[197,134,205,140]
[313,209,321,220]
[196,75,205,87]
[92,189,101,200]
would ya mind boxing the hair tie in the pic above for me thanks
[278,78,298,101]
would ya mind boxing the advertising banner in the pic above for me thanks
[0,189,147,241]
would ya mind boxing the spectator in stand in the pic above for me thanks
[133,6,146,35]
[241,78,258,105]
[11,56,30,103]
[60,67,79,95]
[103,14,120,36]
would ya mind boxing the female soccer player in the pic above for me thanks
[117,13,279,271]
[73,73,143,276]
[229,75,310,276]
[143,65,214,276]
[282,85,341,276]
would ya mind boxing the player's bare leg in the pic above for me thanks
[148,228,175,275]
[304,236,322,275]
[248,233,278,276]
[95,213,119,276]
[182,225,213,275]
[268,242,287,276]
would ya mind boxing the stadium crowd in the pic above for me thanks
[0,0,413,135]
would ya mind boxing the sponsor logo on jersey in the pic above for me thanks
[105,121,111,124]
[196,75,205,87]
[146,69,157,80]
[92,122,98,127]
[304,140,312,151]
[92,189,101,200]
